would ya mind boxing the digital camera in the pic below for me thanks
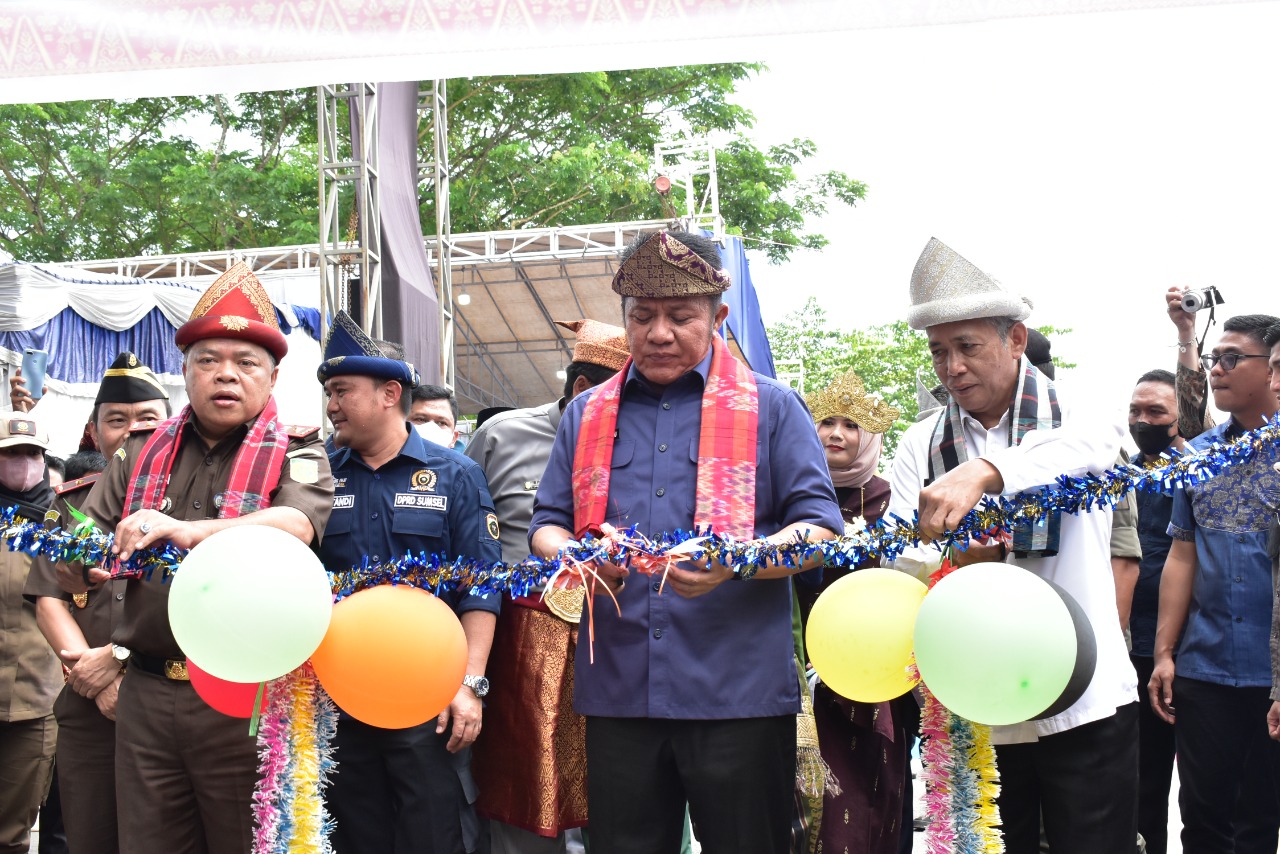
[1181,286,1225,313]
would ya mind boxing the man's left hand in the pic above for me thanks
[1268,702,1280,741]
[437,685,483,753]
[666,557,734,599]
[114,511,201,562]
[95,674,122,721]
[64,646,119,699]
[918,459,1004,542]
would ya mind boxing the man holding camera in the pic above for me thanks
[1150,313,1280,853]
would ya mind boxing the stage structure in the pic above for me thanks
[65,127,772,413]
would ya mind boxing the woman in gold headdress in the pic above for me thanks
[799,369,914,854]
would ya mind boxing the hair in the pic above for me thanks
[411,383,459,424]
[985,316,1017,343]
[373,338,406,360]
[563,360,619,400]
[1264,322,1280,349]
[1136,368,1177,388]
[619,229,725,322]
[64,450,108,480]
[368,338,413,414]
[1222,314,1280,347]
[43,453,65,479]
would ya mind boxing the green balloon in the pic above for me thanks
[913,562,1077,726]
[168,526,333,683]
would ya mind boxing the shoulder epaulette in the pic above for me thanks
[281,424,320,439]
[54,472,101,496]
[129,419,161,433]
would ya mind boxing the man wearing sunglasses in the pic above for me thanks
[1149,313,1280,852]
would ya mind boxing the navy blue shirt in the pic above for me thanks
[321,427,502,616]
[1130,454,1174,658]
[1168,419,1280,687]
[530,349,843,719]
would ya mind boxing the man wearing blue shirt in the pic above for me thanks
[1150,313,1280,853]
[530,230,842,854]
[318,312,502,854]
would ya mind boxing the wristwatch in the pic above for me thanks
[112,644,131,670]
[462,675,490,698]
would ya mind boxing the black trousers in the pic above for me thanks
[1173,676,1280,854]
[1132,655,1176,854]
[586,715,796,854]
[994,703,1139,854]
[327,717,466,854]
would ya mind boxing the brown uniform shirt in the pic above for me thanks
[1,519,62,721]
[24,476,127,651]
[77,414,333,659]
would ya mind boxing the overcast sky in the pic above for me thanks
[735,1,1279,413]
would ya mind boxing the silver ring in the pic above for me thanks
[139,522,152,535]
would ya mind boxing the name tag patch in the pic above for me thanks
[333,494,355,509]
[394,493,448,511]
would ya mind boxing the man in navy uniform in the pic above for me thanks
[318,311,502,854]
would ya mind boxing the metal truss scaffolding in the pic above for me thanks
[318,82,381,337]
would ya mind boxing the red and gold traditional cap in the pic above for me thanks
[175,263,288,361]
[611,232,731,298]
[554,319,629,371]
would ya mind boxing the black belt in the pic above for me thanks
[129,651,190,681]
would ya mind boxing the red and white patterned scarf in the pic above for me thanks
[125,397,290,519]
[571,335,758,539]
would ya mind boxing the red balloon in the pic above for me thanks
[188,659,262,718]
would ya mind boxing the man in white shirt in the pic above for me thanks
[887,238,1139,854]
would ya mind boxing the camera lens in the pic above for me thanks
[1182,291,1206,312]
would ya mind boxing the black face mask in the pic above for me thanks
[1130,420,1177,457]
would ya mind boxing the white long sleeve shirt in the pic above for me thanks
[888,389,1138,743]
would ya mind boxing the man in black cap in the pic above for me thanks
[24,351,170,854]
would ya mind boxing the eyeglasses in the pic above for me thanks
[1200,352,1268,372]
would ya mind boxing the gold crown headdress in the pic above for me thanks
[804,369,901,435]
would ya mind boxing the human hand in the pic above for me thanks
[114,511,199,562]
[918,459,1003,542]
[438,685,483,753]
[1268,702,1280,740]
[1165,286,1196,337]
[1148,657,1176,724]
[64,645,119,699]
[666,555,734,598]
[57,561,105,594]
[94,674,122,721]
[949,540,1005,568]
[9,368,44,413]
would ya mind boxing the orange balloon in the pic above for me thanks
[310,586,467,729]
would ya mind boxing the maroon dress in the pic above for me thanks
[799,476,916,854]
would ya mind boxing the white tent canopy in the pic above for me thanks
[0,0,1252,104]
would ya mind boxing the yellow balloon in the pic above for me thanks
[806,568,928,702]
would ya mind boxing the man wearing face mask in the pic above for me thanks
[1124,369,1183,854]
[411,385,462,449]
[319,311,501,854]
[0,413,62,854]
[1150,313,1280,853]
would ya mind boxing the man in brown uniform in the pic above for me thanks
[0,413,62,854]
[25,352,170,854]
[65,264,333,853]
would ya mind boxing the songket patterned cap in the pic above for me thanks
[554,319,630,372]
[804,369,901,434]
[175,262,288,360]
[907,237,1033,331]
[317,310,421,387]
[611,232,731,298]
[95,351,169,405]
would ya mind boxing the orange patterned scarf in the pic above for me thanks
[571,335,758,539]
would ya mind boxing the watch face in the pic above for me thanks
[465,676,490,696]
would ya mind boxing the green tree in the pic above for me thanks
[768,297,1075,462]
[1,67,863,264]
[0,93,318,261]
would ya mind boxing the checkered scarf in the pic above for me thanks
[927,356,1062,556]
[125,397,290,519]
[572,335,758,538]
